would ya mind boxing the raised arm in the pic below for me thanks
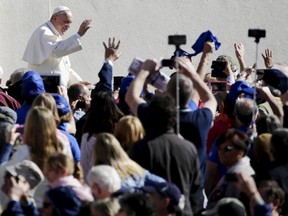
[196,41,214,80]
[93,38,121,94]
[125,59,157,116]
[234,43,247,72]
[257,86,284,125]
[176,57,217,118]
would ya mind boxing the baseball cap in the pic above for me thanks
[52,6,70,15]
[51,93,70,116]
[22,70,45,99]
[202,197,246,216]
[216,55,238,72]
[6,160,44,189]
[227,81,255,103]
[0,106,17,124]
[143,180,185,211]
[46,186,82,216]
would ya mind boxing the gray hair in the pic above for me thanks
[87,165,121,193]
[166,73,193,108]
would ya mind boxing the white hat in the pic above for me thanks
[52,6,70,15]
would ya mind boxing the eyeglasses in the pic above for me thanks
[42,202,51,209]
[217,145,236,153]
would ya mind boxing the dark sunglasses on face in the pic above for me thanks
[5,172,20,183]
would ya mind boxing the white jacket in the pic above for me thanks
[23,21,82,86]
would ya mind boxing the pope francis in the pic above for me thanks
[22,6,92,87]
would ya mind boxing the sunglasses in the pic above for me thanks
[217,145,236,153]
[42,202,51,209]
[5,172,20,183]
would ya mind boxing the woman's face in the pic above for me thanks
[217,141,244,168]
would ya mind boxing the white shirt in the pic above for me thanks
[23,21,82,87]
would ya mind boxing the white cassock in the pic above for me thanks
[22,21,83,87]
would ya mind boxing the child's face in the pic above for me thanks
[44,166,63,182]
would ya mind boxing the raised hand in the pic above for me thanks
[103,37,122,62]
[77,19,92,37]
[176,57,197,77]
[203,41,214,54]
[261,48,273,68]
[141,59,157,72]
[234,43,245,59]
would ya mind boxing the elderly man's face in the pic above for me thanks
[53,11,73,36]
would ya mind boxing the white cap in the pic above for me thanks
[52,6,70,15]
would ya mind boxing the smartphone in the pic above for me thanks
[248,29,266,39]
[41,74,60,93]
[168,35,187,46]
[128,58,144,75]
[113,76,124,90]
[161,59,175,68]
[147,70,170,92]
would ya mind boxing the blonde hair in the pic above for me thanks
[32,93,60,125]
[114,116,145,151]
[46,152,75,175]
[24,107,62,171]
[90,198,120,216]
[93,133,144,179]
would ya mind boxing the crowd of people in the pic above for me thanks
[0,5,288,216]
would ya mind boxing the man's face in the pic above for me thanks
[53,11,73,36]
[82,86,91,111]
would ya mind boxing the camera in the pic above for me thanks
[168,35,186,46]
[211,61,227,78]
[161,59,175,68]
[128,58,143,75]
[41,74,60,93]
[211,61,227,71]
[248,29,266,39]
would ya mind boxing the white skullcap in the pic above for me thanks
[52,6,70,15]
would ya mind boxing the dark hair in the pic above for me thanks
[82,91,124,139]
[147,94,176,133]
[257,180,285,211]
[256,115,282,135]
[271,128,288,164]
[68,83,86,102]
[216,129,249,153]
[119,193,155,216]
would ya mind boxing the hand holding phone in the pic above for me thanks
[128,58,144,75]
